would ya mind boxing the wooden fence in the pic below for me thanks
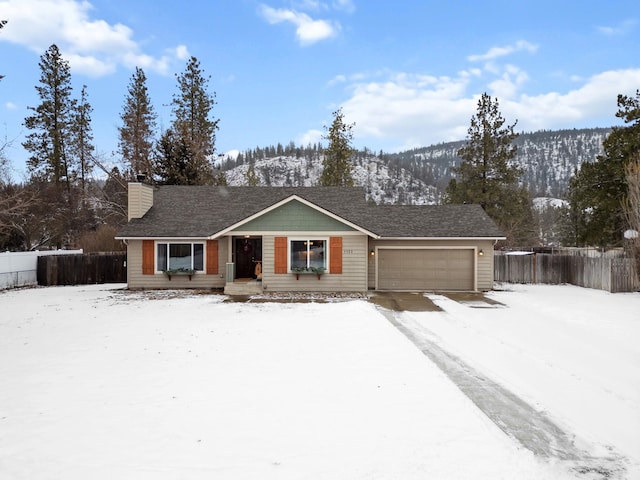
[0,249,83,289]
[37,252,127,286]
[494,253,639,293]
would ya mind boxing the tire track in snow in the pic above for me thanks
[375,307,627,479]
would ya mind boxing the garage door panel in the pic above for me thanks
[378,249,474,291]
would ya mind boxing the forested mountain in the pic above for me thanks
[219,128,610,204]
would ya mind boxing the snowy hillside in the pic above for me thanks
[533,197,568,210]
[224,155,441,205]
[220,128,609,205]
[387,128,610,197]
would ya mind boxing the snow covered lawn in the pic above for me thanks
[0,284,638,479]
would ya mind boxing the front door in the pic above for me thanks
[233,237,263,279]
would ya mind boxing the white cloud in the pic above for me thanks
[332,68,640,150]
[298,128,323,146]
[259,4,339,45]
[339,72,473,150]
[64,53,116,77]
[597,19,636,36]
[172,45,191,61]
[487,64,529,99]
[327,74,347,86]
[291,0,355,13]
[292,0,324,11]
[509,69,640,130]
[5,101,17,110]
[0,0,186,76]
[468,40,538,62]
[332,0,355,13]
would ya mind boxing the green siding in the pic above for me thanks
[239,200,355,231]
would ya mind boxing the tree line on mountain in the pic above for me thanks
[385,128,610,197]
[0,33,638,260]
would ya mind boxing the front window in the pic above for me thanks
[157,242,204,272]
[290,239,326,271]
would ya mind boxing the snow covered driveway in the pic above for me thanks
[397,284,640,479]
[0,284,638,479]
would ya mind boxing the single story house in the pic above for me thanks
[115,182,505,294]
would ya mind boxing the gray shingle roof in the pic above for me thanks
[116,186,504,239]
[359,204,505,237]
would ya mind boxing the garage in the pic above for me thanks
[377,248,475,291]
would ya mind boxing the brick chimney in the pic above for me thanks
[128,178,154,221]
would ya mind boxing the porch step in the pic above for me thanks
[224,280,263,296]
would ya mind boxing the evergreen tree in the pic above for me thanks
[118,67,157,179]
[153,129,200,185]
[169,56,219,185]
[245,165,260,186]
[23,44,76,190]
[565,90,640,246]
[70,85,94,193]
[446,93,534,245]
[212,167,228,186]
[320,107,355,187]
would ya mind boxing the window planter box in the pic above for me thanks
[162,268,196,280]
[291,267,326,280]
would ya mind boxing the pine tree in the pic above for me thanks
[320,107,355,187]
[446,93,534,245]
[70,85,94,193]
[153,129,199,185]
[565,90,640,246]
[169,56,219,185]
[118,67,157,179]
[245,165,260,186]
[23,44,76,190]
[212,167,228,186]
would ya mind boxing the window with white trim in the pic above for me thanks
[157,242,204,272]
[290,239,327,270]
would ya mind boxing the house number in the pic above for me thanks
[343,249,354,255]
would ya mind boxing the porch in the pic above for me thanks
[224,277,263,295]
[223,236,264,296]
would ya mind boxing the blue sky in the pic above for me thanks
[0,0,638,178]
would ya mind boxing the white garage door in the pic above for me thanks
[378,248,475,291]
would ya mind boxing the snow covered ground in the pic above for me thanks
[0,284,638,479]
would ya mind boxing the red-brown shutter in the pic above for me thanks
[142,240,155,275]
[274,236,288,274]
[329,237,342,274]
[206,240,219,274]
